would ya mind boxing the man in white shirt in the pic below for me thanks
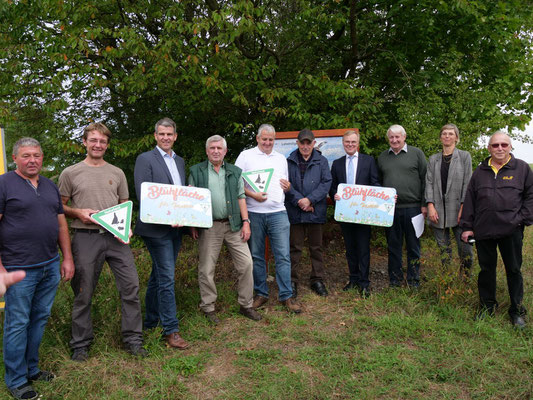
[235,124,301,313]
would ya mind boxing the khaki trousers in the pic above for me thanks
[198,221,253,312]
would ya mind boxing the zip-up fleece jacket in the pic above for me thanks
[460,154,533,240]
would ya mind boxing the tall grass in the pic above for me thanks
[1,225,532,399]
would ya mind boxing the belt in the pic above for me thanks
[73,228,108,234]
[213,218,229,223]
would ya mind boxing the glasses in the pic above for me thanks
[490,142,510,149]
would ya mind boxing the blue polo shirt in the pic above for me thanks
[0,171,64,269]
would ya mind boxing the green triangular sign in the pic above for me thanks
[242,168,274,193]
[91,201,133,244]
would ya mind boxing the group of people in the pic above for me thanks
[0,119,531,400]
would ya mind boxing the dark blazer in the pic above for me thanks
[133,147,187,238]
[329,153,380,200]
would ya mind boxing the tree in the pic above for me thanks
[1,0,532,181]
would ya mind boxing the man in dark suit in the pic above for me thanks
[134,117,189,349]
[330,130,379,297]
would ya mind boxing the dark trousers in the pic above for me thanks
[476,227,526,317]
[70,231,143,350]
[290,223,325,284]
[386,206,421,287]
[340,222,371,289]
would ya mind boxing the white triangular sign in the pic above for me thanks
[91,201,132,243]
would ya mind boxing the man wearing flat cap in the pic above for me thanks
[285,129,332,297]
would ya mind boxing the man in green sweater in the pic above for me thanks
[377,125,427,288]
[189,135,262,324]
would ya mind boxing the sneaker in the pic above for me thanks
[125,343,148,357]
[239,306,262,321]
[9,383,39,400]
[71,347,89,362]
[281,297,302,314]
[28,370,56,382]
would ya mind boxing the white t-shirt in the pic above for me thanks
[235,146,288,213]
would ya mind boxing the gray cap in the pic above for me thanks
[297,129,315,142]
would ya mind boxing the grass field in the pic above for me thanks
[1,224,532,399]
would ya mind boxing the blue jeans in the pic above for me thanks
[3,260,60,390]
[386,207,421,287]
[142,229,182,335]
[249,211,293,301]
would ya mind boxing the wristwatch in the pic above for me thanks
[242,218,251,223]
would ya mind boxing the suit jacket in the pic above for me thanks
[329,153,380,200]
[133,147,187,238]
[425,148,472,229]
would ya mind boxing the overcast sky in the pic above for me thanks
[512,121,533,163]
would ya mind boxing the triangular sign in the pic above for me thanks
[242,168,274,193]
[91,201,133,244]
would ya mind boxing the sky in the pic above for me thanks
[511,121,533,163]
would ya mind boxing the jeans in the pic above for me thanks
[3,260,60,390]
[142,229,182,335]
[249,211,293,301]
[386,206,421,287]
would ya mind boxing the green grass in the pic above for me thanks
[1,225,532,399]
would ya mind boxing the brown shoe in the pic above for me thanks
[252,295,268,309]
[239,306,262,321]
[165,332,189,349]
[281,297,302,314]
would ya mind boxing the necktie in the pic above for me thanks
[348,156,355,185]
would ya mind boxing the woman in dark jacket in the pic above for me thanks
[425,124,473,275]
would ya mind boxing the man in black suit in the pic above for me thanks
[134,117,189,349]
[330,130,379,297]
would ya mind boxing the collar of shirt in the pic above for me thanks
[388,143,408,154]
[209,160,225,173]
[345,152,359,159]
[488,155,512,176]
[156,145,176,159]
[253,146,277,157]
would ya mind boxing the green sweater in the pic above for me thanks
[377,145,427,208]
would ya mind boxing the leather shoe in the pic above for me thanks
[511,315,526,329]
[204,311,221,325]
[475,307,495,321]
[252,295,268,309]
[343,281,358,291]
[281,297,302,314]
[359,287,371,298]
[239,306,262,321]
[310,281,328,296]
[291,281,298,299]
[165,332,189,349]
[125,343,148,357]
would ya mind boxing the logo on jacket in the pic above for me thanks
[502,176,513,180]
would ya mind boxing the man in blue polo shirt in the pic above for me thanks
[0,137,74,400]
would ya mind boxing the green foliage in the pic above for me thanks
[1,0,532,180]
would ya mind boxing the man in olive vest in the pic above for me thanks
[189,135,261,324]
